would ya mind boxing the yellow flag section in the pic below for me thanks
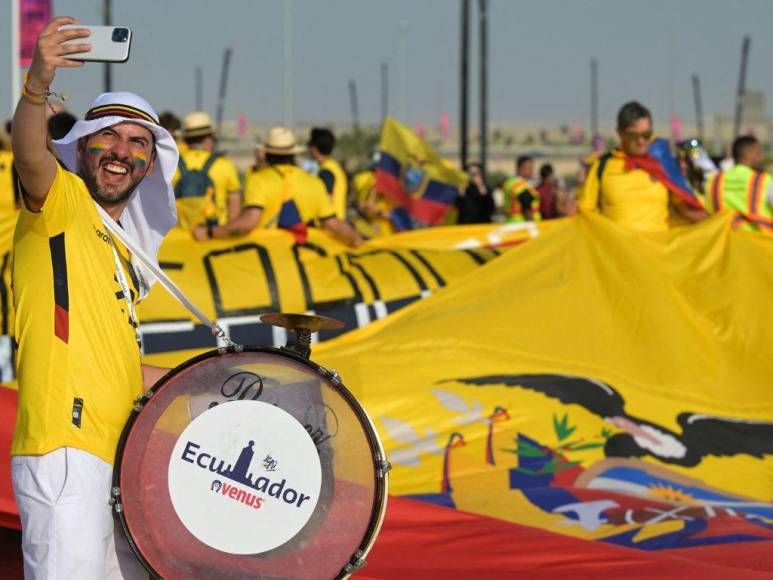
[136,225,517,355]
[315,212,773,551]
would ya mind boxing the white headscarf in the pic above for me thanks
[53,92,178,289]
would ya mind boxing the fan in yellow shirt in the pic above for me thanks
[172,111,241,228]
[307,127,348,220]
[194,126,363,247]
[10,21,179,576]
[576,101,706,232]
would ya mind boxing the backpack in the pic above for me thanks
[174,153,221,199]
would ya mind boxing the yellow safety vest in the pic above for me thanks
[705,165,773,234]
[503,176,541,222]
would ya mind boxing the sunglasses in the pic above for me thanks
[623,130,653,142]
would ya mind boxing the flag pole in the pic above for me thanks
[11,0,21,114]
[348,79,360,133]
[478,0,488,178]
[380,62,389,123]
[283,0,294,128]
[692,74,704,143]
[103,0,112,93]
[459,0,470,170]
[215,48,233,134]
[733,35,750,139]
[590,58,598,142]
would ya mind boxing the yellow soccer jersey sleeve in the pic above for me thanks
[13,164,143,464]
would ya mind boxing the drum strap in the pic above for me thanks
[106,233,142,348]
[95,203,235,347]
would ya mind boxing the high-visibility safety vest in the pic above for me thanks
[705,164,773,234]
[503,176,541,222]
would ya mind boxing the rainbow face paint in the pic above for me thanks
[86,141,109,155]
[131,151,148,170]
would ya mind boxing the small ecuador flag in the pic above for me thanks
[375,117,468,227]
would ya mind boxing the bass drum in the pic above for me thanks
[112,346,389,579]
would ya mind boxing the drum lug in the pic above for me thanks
[218,343,243,354]
[377,458,392,478]
[133,392,152,412]
[329,369,341,383]
[109,487,123,513]
[344,550,367,574]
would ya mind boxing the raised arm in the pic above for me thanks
[12,17,90,209]
[323,217,364,248]
[192,207,263,241]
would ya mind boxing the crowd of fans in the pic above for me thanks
[2,99,771,243]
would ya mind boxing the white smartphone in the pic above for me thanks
[60,25,132,63]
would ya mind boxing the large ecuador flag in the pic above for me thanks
[375,117,468,227]
[316,212,773,576]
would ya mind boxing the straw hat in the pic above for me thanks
[182,111,214,139]
[263,126,304,155]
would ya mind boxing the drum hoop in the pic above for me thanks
[112,345,389,580]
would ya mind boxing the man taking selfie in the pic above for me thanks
[11,17,176,578]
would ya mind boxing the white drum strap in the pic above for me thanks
[106,234,142,348]
[96,203,235,347]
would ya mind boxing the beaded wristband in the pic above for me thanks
[21,88,47,106]
[21,72,67,111]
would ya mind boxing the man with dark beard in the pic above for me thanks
[10,17,177,578]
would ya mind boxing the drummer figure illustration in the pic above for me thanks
[230,440,256,484]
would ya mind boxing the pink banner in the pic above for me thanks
[20,0,51,68]
[439,112,449,140]
[671,115,682,143]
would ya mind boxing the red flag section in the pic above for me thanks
[0,387,18,531]
[362,497,773,579]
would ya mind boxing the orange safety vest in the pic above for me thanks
[706,166,773,234]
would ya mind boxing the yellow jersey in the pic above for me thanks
[0,150,19,220]
[173,149,241,227]
[319,158,348,220]
[243,164,336,228]
[579,152,670,233]
[12,164,143,464]
[352,170,395,238]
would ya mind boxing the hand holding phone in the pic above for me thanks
[25,17,91,93]
[60,24,132,63]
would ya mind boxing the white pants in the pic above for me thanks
[11,448,148,580]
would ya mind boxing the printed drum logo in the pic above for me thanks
[167,400,322,555]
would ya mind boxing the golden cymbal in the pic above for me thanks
[259,312,345,333]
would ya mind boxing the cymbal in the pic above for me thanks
[260,312,345,332]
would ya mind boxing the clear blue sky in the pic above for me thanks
[2,0,772,130]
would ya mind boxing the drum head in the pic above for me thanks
[114,347,387,579]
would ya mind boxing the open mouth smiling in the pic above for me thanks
[103,162,129,175]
